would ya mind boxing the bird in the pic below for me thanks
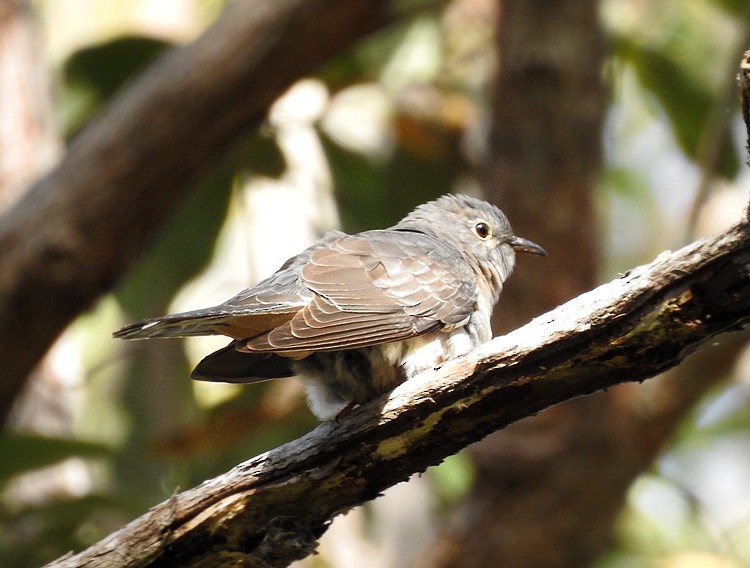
[114,194,546,419]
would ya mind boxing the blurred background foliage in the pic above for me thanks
[2,0,750,566]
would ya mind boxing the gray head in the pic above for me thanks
[396,194,546,301]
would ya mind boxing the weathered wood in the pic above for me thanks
[46,220,750,568]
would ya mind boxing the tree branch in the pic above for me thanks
[0,0,391,424]
[46,220,750,568]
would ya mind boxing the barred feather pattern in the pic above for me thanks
[114,195,545,419]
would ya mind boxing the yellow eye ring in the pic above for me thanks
[474,221,492,239]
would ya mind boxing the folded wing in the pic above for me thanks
[240,230,478,353]
[114,229,479,362]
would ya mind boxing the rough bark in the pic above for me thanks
[484,0,604,321]
[45,220,750,568]
[0,0,391,425]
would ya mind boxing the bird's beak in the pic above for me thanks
[510,236,547,256]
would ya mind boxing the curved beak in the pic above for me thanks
[510,236,547,256]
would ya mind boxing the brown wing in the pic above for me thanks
[241,230,478,353]
[113,232,345,340]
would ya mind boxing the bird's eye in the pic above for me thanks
[474,221,492,239]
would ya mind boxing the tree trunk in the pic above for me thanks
[420,2,745,568]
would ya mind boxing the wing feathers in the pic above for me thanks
[236,231,477,352]
[115,229,478,352]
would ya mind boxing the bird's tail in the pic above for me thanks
[113,308,231,339]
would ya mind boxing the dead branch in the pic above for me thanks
[45,220,750,568]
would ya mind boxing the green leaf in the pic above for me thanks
[321,129,465,232]
[114,164,233,317]
[61,36,171,135]
[430,452,474,504]
[614,37,740,179]
[707,0,749,17]
[237,130,286,179]
[0,434,109,484]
